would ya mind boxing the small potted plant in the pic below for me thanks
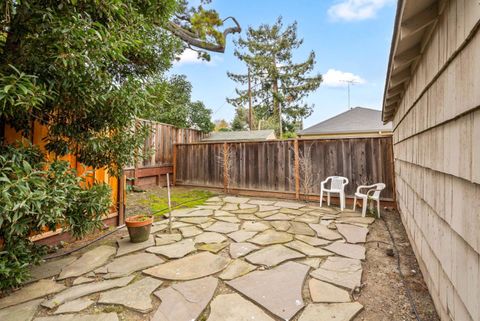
[125,215,153,243]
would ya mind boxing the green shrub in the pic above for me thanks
[0,144,111,290]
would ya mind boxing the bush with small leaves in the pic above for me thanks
[0,144,111,290]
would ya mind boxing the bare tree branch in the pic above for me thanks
[166,16,241,53]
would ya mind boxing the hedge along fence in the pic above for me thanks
[124,119,206,187]
[3,122,122,243]
[174,137,395,202]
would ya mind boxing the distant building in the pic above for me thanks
[297,107,392,139]
[202,129,276,142]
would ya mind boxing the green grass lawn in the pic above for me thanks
[138,189,216,217]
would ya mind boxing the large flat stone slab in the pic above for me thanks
[227,230,257,242]
[0,298,42,321]
[42,276,134,309]
[155,233,182,245]
[288,222,316,236]
[310,257,362,290]
[295,234,331,246]
[116,236,155,257]
[152,276,217,321]
[147,239,196,259]
[206,293,275,321]
[286,240,333,257]
[223,196,250,203]
[255,210,279,218]
[196,242,228,253]
[229,242,259,258]
[232,207,258,214]
[58,245,116,279]
[194,232,227,243]
[99,252,164,278]
[273,201,305,209]
[214,209,235,217]
[294,214,320,224]
[269,220,291,231]
[143,252,229,280]
[280,208,304,215]
[227,261,309,320]
[308,224,343,240]
[248,199,276,205]
[299,257,322,269]
[241,221,270,232]
[309,279,351,303]
[172,209,213,217]
[219,259,257,280]
[0,279,66,309]
[98,277,162,313]
[258,205,280,212]
[205,221,239,233]
[215,216,241,223]
[324,242,366,260]
[221,203,239,211]
[179,226,203,237]
[336,224,369,243]
[248,230,293,245]
[336,216,375,225]
[54,298,94,314]
[29,257,77,282]
[33,313,119,321]
[298,303,363,321]
[263,213,292,221]
[245,244,304,267]
[179,217,211,224]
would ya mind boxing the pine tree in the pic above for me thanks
[227,17,322,136]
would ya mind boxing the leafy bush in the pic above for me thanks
[0,144,111,290]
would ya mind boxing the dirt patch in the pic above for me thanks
[357,209,439,321]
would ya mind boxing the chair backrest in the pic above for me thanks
[331,176,348,190]
[372,183,386,199]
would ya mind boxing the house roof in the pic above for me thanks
[202,129,275,142]
[382,0,440,122]
[298,107,392,136]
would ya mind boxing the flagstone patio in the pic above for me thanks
[0,196,376,321]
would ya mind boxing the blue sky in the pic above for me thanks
[171,0,397,128]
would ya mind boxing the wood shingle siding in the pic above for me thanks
[383,1,480,320]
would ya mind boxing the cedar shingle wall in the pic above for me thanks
[392,1,480,320]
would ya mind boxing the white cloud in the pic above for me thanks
[328,0,392,21]
[322,69,366,87]
[174,49,222,66]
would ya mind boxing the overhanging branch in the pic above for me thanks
[167,16,241,53]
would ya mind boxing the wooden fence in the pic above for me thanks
[124,120,205,187]
[174,137,395,201]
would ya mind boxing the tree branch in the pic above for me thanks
[167,16,241,53]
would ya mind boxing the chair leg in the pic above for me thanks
[377,200,381,218]
[320,190,323,207]
[340,192,345,211]
[353,196,357,210]
[361,199,367,217]
[327,192,330,206]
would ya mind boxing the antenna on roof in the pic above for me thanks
[341,79,359,110]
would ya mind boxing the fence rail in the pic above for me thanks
[125,120,205,187]
[174,137,395,200]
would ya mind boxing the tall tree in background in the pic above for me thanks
[231,107,249,131]
[141,75,214,133]
[227,17,322,136]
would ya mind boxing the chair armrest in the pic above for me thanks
[342,178,349,187]
[320,176,332,187]
[355,184,377,194]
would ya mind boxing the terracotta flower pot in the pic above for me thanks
[125,215,153,243]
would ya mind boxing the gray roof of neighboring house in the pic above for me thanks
[298,107,393,135]
[202,129,276,142]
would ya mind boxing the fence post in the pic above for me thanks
[173,144,177,186]
[223,142,228,193]
[294,139,300,200]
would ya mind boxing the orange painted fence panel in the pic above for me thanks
[3,122,122,238]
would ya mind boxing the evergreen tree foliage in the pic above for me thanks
[231,106,249,131]
[227,17,322,135]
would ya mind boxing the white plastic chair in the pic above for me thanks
[320,176,349,211]
[353,183,386,218]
